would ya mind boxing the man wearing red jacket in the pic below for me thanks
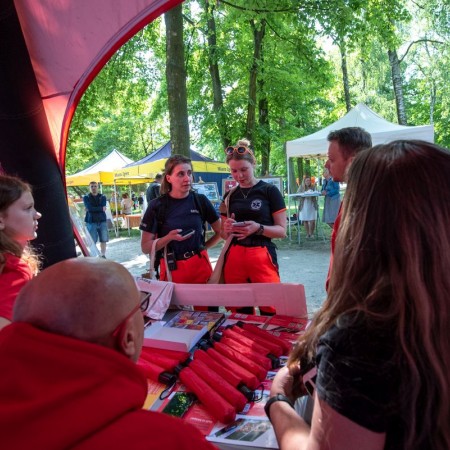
[325,127,372,290]
[0,257,217,450]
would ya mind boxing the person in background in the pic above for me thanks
[84,181,108,258]
[325,127,372,290]
[109,190,121,213]
[220,139,286,315]
[297,175,318,239]
[267,140,450,450]
[321,167,340,227]
[0,257,217,450]
[120,192,133,215]
[140,155,221,284]
[146,173,163,203]
[0,175,41,330]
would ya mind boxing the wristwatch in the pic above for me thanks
[264,393,294,422]
[256,224,264,235]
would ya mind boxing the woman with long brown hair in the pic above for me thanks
[267,141,450,449]
[0,175,41,330]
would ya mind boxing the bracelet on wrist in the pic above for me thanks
[264,393,295,422]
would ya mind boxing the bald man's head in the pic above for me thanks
[13,258,143,359]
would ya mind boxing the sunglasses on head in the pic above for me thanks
[225,146,254,156]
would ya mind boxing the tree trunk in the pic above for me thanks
[339,39,351,112]
[259,94,270,176]
[246,19,266,145]
[203,0,231,148]
[258,40,270,177]
[165,5,190,156]
[388,48,407,125]
[430,81,436,125]
[296,158,304,187]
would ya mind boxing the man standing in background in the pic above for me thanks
[83,181,108,258]
[325,127,372,289]
[146,173,163,203]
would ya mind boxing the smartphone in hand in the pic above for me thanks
[180,228,195,237]
[232,221,246,227]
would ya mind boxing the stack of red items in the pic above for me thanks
[137,322,290,424]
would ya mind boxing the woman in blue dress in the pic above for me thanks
[321,168,340,227]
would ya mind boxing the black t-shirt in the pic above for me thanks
[140,192,219,255]
[225,181,286,225]
[315,315,407,448]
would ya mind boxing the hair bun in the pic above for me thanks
[237,138,251,148]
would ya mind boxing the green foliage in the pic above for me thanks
[66,0,450,178]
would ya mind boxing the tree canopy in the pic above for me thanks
[66,0,450,179]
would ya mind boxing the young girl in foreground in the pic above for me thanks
[268,140,450,449]
[0,175,41,330]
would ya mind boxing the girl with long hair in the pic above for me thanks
[140,155,221,283]
[268,141,450,449]
[0,175,41,330]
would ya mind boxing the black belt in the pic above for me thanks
[175,249,204,261]
[232,236,271,247]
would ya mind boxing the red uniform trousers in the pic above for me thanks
[159,249,212,283]
[224,244,279,315]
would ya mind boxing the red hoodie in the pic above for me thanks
[0,253,33,320]
[0,323,217,450]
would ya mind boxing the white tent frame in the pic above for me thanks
[285,103,434,240]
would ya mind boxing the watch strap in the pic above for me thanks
[264,393,294,422]
[256,224,264,235]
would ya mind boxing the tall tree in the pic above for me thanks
[202,0,231,148]
[246,18,266,146]
[165,4,190,156]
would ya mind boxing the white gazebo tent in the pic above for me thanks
[285,103,434,239]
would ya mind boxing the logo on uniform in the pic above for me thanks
[250,199,262,210]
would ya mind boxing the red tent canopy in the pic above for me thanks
[0,0,182,265]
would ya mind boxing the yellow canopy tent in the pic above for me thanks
[66,149,136,187]
[113,158,229,186]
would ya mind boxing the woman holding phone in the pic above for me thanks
[220,139,286,315]
[140,155,221,283]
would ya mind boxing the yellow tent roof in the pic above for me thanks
[113,159,229,180]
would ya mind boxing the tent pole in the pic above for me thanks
[286,151,292,241]
[114,180,119,238]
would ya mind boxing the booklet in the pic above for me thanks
[143,320,208,352]
[165,310,226,336]
[143,311,226,352]
[206,415,277,448]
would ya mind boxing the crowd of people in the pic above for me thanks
[1,130,449,449]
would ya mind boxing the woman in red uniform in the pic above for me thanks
[220,139,287,314]
[0,175,41,330]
